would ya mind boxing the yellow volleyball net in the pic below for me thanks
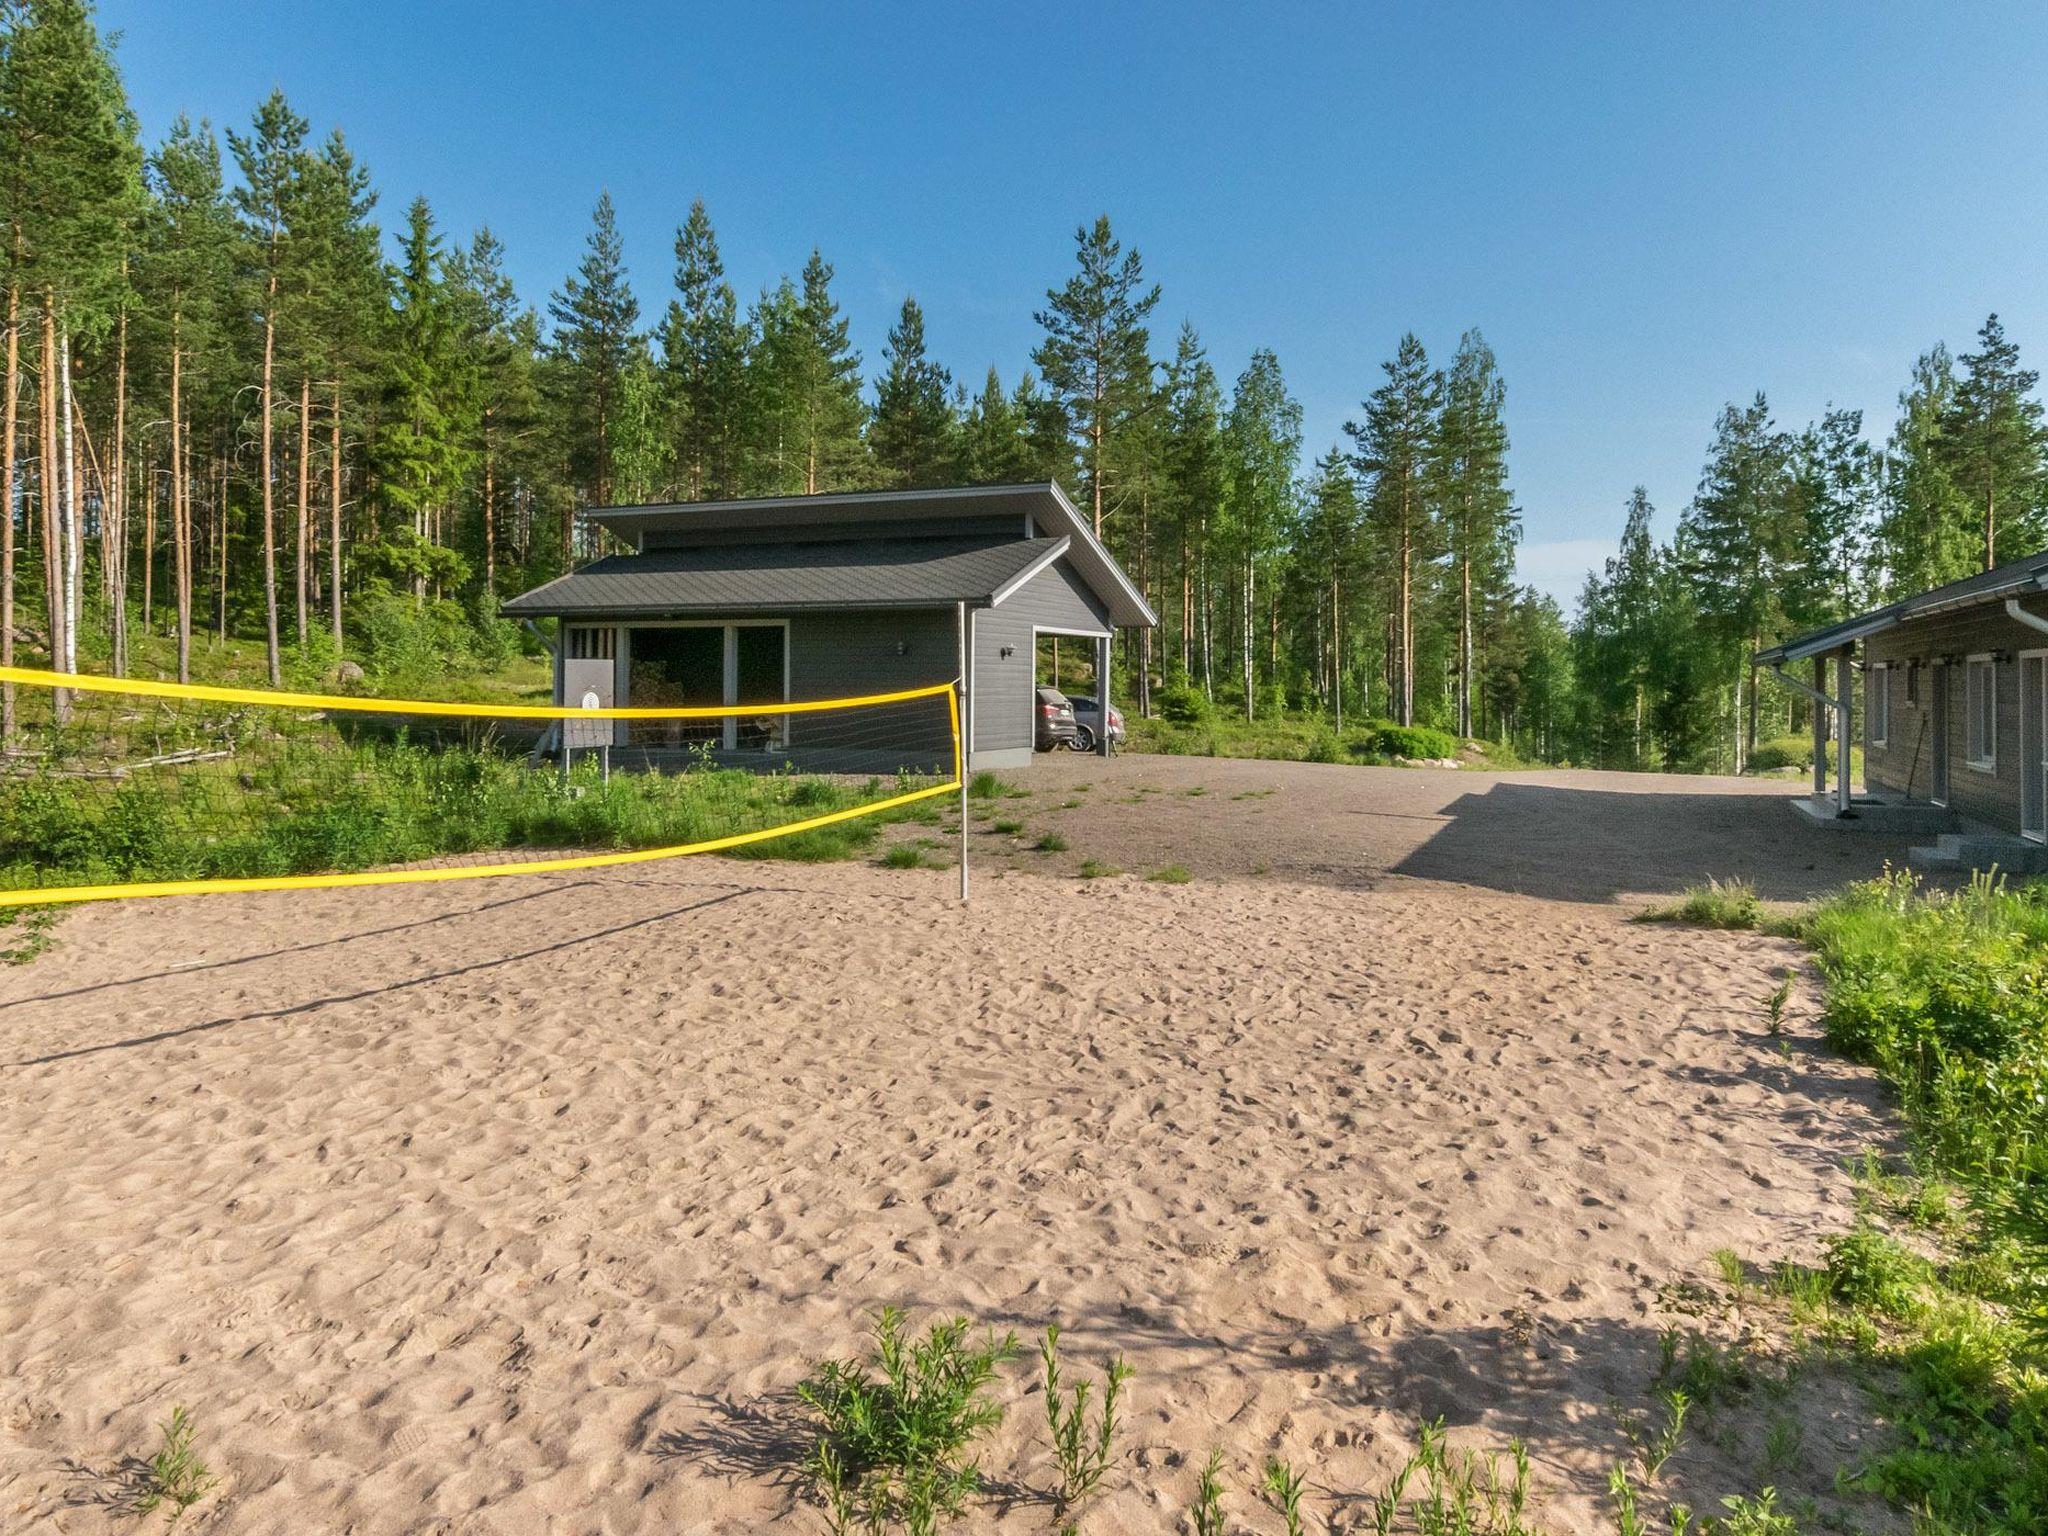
[0,666,961,908]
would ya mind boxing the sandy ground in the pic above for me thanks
[0,759,1907,1535]
[968,755,1913,903]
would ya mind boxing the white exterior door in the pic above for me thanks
[2023,652,2047,843]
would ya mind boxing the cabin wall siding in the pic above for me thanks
[971,559,1112,759]
[1862,594,2048,833]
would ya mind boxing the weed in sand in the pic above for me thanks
[797,1308,1019,1533]
[989,818,1023,835]
[1713,1249,1749,1293]
[1609,1465,1693,1536]
[1764,973,1794,1035]
[882,845,926,870]
[1617,1389,1690,1480]
[1039,1325,1131,1511]
[133,1405,216,1523]
[1654,1330,1750,1408]
[1821,1224,1928,1315]
[966,771,1010,799]
[1260,1457,1308,1535]
[1147,864,1192,884]
[1034,832,1068,853]
[1761,1414,1803,1478]
[1077,859,1119,879]
[0,906,58,965]
[1190,1449,1229,1536]
[1636,877,1763,930]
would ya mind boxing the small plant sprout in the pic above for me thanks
[1764,972,1794,1035]
[1191,1449,1229,1536]
[1260,1456,1308,1535]
[1039,1324,1132,1510]
[1762,1414,1802,1477]
[134,1404,217,1523]
[1620,1388,1688,1479]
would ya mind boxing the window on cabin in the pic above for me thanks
[1867,663,1888,747]
[1967,655,1997,770]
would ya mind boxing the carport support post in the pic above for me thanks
[1812,657,1828,797]
[1836,647,1854,816]
[1097,632,1112,758]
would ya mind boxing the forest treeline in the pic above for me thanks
[3,1,2045,769]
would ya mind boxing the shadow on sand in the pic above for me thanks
[1391,780,1918,904]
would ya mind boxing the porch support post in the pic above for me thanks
[1097,631,1112,758]
[1836,647,1854,816]
[1812,656,1828,797]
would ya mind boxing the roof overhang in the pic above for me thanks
[576,483,1159,629]
[1758,561,2048,666]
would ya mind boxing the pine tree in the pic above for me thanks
[1347,334,1440,727]
[548,189,639,548]
[1786,406,1874,627]
[1032,215,1159,539]
[869,296,957,488]
[1,0,141,694]
[446,225,537,596]
[1221,348,1301,720]
[228,87,308,684]
[1435,330,1518,739]
[1299,447,1362,727]
[1159,326,1225,693]
[138,113,234,680]
[377,196,474,600]
[958,366,1034,485]
[1679,394,1795,768]
[748,250,864,495]
[290,127,381,649]
[1940,313,2046,568]
[1878,346,1974,596]
[658,199,746,500]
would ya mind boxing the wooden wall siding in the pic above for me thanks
[1862,594,2048,833]
[972,558,1113,759]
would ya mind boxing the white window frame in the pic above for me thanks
[1867,662,1889,748]
[1966,653,1997,773]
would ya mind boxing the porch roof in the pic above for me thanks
[499,535,1070,619]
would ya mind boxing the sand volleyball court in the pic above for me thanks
[0,790,1895,1532]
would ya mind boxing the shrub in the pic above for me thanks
[1750,734,1815,773]
[1366,722,1460,761]
[797,1308,1018,1533]
[1824,1224,1929,1315]
[1156,684,1211,726]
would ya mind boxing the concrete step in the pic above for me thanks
[1909,836,2048,875]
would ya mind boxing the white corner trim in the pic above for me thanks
[987,536,1072,609]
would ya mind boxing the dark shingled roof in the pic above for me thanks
[1757,546,2048,664]
[499,536,1069,618]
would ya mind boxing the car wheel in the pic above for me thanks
[1071,725,1096,752]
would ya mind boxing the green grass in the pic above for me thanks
[989,818,1024,835]
[1717,866,2048,1535]
[1147,864,1192,884]
[880,844,927,870]
[1636,877,1766,931]
[0,721,934,896]
[1077,859,1118,879]
[1033,832,1068,853]
[966,770,1013,799]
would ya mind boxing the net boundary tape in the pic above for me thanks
[0,667,962,908]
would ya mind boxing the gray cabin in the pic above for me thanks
[1758,547,2048,869]
[500,483,1157,775]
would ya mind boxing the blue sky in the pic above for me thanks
[97,1,2048,611]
